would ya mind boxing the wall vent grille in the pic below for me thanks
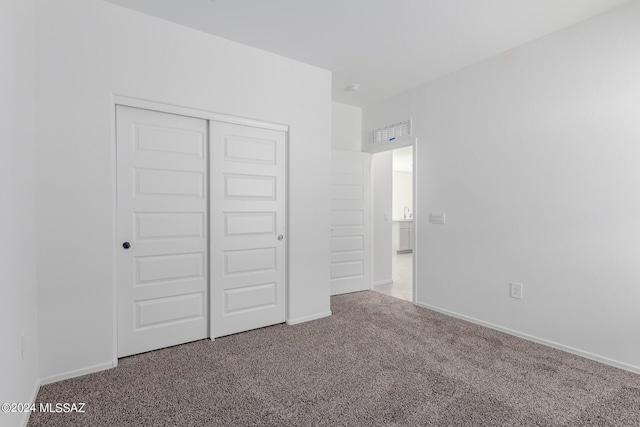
[369,119,412,145]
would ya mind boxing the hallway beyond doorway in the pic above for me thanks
[373,253,413,302]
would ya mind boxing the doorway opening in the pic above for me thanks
[371,145,414,302]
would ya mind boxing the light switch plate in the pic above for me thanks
[430,212,445,224]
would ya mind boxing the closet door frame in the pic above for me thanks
[111,95,289,362]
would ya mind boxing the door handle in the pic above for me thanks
[277,235,284,241]
[122,242,131,249]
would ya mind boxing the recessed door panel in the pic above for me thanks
[224,248,277,276]
[331,260,364,280]
[136,169,204,198]
[136,293,204,329]
[224,283,276,314]
[224,174,276,200]
[331,184,363,201]
[135,252,204,285]
[331,210,364,227]
[136,124,204,157]
[225,212,276,236]
[331,235,364,253]
[224,135,276,164]
[136,212,204,240]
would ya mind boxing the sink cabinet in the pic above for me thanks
[396,221,413,254]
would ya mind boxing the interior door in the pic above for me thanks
[209,121,286,338]
[116,106,208,357]
[330,150,372,295]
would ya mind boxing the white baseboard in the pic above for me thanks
[40,360,117,386]
[372,280,393,286]
[286,310,332,325]
[415,301,640,375]
[21,378,41,427]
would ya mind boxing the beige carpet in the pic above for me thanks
[29,291,640,426]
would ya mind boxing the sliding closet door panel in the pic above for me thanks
[116,105,208,358]
[210,122,286,338]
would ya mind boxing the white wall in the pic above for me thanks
[331,101,362,151]
[0,0,39,424]
[371,152,393,285]
[35,0,331,382]
[364,1,640,372]
[392,171,413,221]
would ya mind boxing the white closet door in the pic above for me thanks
[209,122,286,338]
[116,106,208,357]
[330,150,372,295]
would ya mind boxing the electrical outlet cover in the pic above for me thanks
[510,282,523,299]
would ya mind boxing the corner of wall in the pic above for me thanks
[1,0,41,425]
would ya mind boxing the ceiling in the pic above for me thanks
[105,0,631,107]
